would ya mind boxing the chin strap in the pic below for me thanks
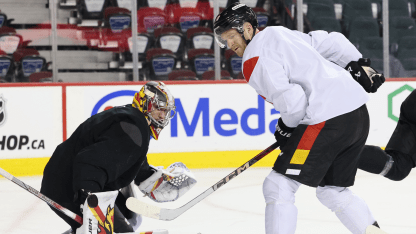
[241,26,257,46]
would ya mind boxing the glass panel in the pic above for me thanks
[193,35,213,49]
[160,35,181,53]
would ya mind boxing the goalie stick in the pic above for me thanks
[0,167,83,225]
[126,142,279,221]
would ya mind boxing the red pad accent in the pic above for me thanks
[93,206,106,224]
[297,122,326,150]
[243,56,259,82]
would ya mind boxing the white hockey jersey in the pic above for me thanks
[242,26,370,128]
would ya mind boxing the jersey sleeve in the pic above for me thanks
[293,30,362,68]
[134,159,154,185]
[245,56,308,128]
[72,121,145,193]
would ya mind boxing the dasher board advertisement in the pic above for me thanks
[66,83,282,153]
[65,81,416,153]
[0,86,62,159]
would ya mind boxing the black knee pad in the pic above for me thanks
[385,151,414,181]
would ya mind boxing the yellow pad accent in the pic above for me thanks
[290,149,310,165]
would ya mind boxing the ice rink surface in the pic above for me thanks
[1,168,415,234]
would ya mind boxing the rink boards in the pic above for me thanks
[0,79,414,176]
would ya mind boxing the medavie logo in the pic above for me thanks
[0,95,6,126]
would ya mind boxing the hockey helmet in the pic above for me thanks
[214,2,258,48]
[133,81,176,140]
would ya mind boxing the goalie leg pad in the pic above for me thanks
[316,186,376,234]
[263,170,300,234]
[76,191,134,234]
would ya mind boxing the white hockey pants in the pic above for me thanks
[263,170,376,234]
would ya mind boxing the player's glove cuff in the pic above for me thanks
[274,118,295,148]
[345,58,372,92]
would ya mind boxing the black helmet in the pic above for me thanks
[214,2,258,48]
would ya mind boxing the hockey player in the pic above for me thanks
[214,3,387,234]
[40,81,197,234]
[358,89,416,181]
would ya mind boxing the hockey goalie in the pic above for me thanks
[39,82,197,234]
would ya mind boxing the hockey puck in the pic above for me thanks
[87,194,98,208]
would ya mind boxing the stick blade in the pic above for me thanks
[126,197,162,220]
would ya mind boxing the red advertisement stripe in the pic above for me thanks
[297,122,326,150]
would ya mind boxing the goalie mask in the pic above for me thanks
[133,81,176,140]
[214,2,258,48]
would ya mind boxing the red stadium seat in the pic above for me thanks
[154,26,185,60]
[145,48,177,80]
[168,69,197,80]
[187,48,215,78]
[0,49,14,82]
[186,26,214,50]
[225,49,242,79]
[13,48,47,82]
[29,71,53,83]
[0,27,23,55]
[201,70,233,80]
[173,7,204,33]
[137,7,168,34]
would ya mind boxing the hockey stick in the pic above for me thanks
[126,142,279,221]
[0,167,83,225]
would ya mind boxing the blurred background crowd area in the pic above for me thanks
[0,0,415,83]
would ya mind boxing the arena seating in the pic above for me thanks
[1,0,414,83]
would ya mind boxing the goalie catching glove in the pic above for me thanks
[138,162,197,202]
[345,58,385,93]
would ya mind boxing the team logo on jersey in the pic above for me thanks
[0,95,6,126]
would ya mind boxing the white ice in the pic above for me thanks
[1,168,415,234]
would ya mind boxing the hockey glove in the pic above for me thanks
[345,58,385,93]
[138,163,197,203]
[274,118,295,149]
